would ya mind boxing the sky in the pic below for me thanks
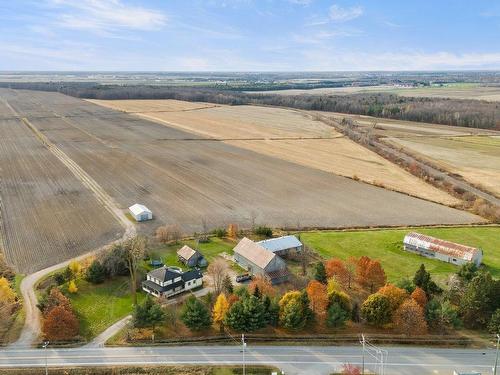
[1,0,500,71]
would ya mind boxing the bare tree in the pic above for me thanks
[124,235,147,305]
[207,258,229,296]
[155,224,182,244]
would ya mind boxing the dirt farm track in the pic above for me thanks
[0,89,483,273]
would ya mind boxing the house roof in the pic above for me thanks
[177,245,197,260]
[128,203,152,216]
[403,232,481,261]
[142,279,183,293]
[258,235,302,253]
[182,269,203,282]
[233,237,276,269]
[147,266,182,282]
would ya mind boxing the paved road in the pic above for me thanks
[0,345,496,374]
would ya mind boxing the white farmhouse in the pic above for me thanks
[128,204,152,222]
[403,232,483,267]
[142,266,203,298]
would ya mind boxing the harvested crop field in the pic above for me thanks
[0,90,485,272]
[388,136,500,196]
[0,112,123,273]
[91,100,458,205]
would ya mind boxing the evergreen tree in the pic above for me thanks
[488,309,500,334]
[85,260,106,284]
[263,295,279,327]
[326,302,349,328]
[222,275,233,295]
[351,301,360,323]
[300,290,314,323]
[457,263,478,283]
[181,296,211,331]
[314,262,327,284]
[459,271,497,329]
[224,300,246,331]
[413,264,442,296]
[224,295,266,332]
[395,277,415,294]
[133,297,166,332]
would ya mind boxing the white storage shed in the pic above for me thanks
[128,204,153,222]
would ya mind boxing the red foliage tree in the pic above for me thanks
[341,363,361,375]
[325,259,349,286]
[42,305,79,341]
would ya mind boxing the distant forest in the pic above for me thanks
[1,82,499,130]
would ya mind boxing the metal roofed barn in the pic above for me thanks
[257,235,303,256]
[403,232,483,266]
[233,237,289,284]
[128,203,153,222]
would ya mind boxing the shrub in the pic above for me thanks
[488,309,500,334]
[85,260,106,284]
[253,226,272,237]
[43,306,79,341]
[394,299,427,335]
[213,228,227,238]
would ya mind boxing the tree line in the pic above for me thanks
[1,82,498,130]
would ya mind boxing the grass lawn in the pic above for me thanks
[300,226,500,283]
[68,276,145,340]
[145,237,237,271]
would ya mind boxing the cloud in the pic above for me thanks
[48,0,166,33]
[288,0,313,5]
[329,4,363,22]
[298,49,500,70]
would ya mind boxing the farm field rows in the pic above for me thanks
[0,89,486,272]
[91,99,459,205]
[387,136,500,196]
[301,226,500,282]
[250,83,500,102]
[0,113,122,273]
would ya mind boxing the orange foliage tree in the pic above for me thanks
[306,280,328,317]
[42,305,79,341]
[411,287,428,308]
[377,284,408,313]
[393,299,428,335]
[356,256,386,292]
[249,275,275,297]
[227,223,239,239]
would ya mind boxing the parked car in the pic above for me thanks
[236,273,252,283]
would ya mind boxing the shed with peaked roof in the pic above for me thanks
[177,245,207,267]
[233,237,289,284]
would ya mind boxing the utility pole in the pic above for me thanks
[494,334,499,375]
[360,334,365,375]
[43,341,49,375]
[242,334,246,375]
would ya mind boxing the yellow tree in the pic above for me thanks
[69,261,82,278]
[212,293,230,332]
[0,277,16,304]
[227,223,239,239]
[377,284,408,313]
[68,280,78,294]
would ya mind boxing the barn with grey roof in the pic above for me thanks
[233,237,289,284]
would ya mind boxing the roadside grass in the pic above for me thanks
[300,226,500,283]
[68,276,145,340]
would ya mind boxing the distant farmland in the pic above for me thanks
[0,89,484,272]
[91,100,459,205]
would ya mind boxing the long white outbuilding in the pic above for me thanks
[403,232,483,267]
